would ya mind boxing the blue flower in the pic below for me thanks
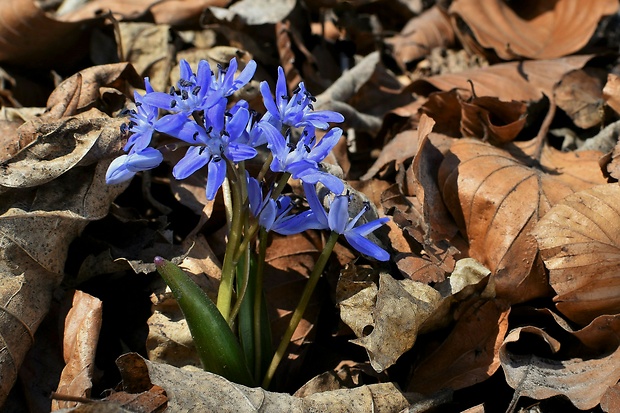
[205,58,257,109]
[260,66,344,130]
[261,122,344,194]
[301,183,390,261]
[162,101,258,200]
[143,59,213,115]
[246,175,316,234]
[105,147,163,185]
[124,78,160,153]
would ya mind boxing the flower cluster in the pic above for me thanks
[107,58,389,261]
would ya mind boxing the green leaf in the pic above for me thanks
[154,256,254,386]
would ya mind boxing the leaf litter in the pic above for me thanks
[2,0,620,412]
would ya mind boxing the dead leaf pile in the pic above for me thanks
[2,0,620,412]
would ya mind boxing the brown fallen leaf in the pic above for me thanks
[500,319,620,410]
[411,55,595,103]
[449,0,618,60]
[603,73,620,116]
[114,352,416,412]
[534,184,620,325]
[554,68,606,129]
[438,138,607,303]
[264,231,324,385]
[384,6,455,71]
[421,90,528,144]
[0,0,89,68]
[407,299,510,394]
[52,291,102,411]
[59,0,230,27]
[345,259,492,373]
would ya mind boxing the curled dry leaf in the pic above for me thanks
[438,138,607,304]
[603,73,620,116]
[500,316,620,410]
[0,162,126,407]
[534,184,620,325]
[316,52,412,135]
[114,352,415,412]
[0,0,87,67]
[554,68,606,129]
[52,290,102,411]
[59,0,230,27]
[421,89,527,144]
[411,55,594,103]
[344,259,491,373]
[407,299,510,395]
[449,0,618,60]
[1,116,126,188]
[384,6,455,70]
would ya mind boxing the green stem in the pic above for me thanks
[257,152,274,182]
[253,228,269,381]
[217,161,245,320]
[229,244,251,325]
[262,231,339,388]
[271,172,291,199]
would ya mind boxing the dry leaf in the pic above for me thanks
[52,291,102,411]
[603,73,620,115]
[500,322,620,410]
[385,6,455,70]
[438,138,607,303]
[411,55,595,103]
[534,184,620,325]
[114,352,415,412]
[407,299,510,394]
[351,273,443,373]
[554,68,606,129]
[0,0,86,67]
[449,0,618,60]
[59,0,230,27]
[345,259,491,373]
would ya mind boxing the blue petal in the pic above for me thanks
[106,155,135,184]
[125,148,163,172]
[302,183,328,227]
[179,59,193,81]
[344,232,390,261]
[206,158,227,200]
[260,121,287,160]
[246,175,262,217]
[222,58,238,94]
[275,66,287,113]
[308,127,343,163]
[296,168,344,195]
[272,210,327,235]
[196,60,212,99]
[144,77,154,93]
[143,91,178,110]
[227,107,250,139]
[206,100,226,132]
[349,217,389,236]
[173,146,210,180]
[328,195,349,234]
[260,81,280,121]
[226,143,257,162]
[259,199,277,230]
[232,60,257,92]
[305,110,345,125]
